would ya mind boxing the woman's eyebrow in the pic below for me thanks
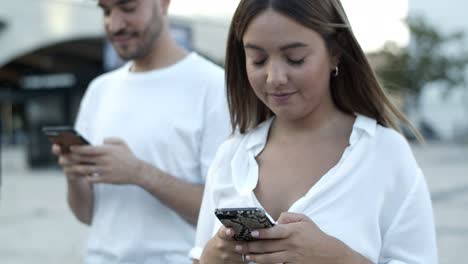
[279,42,308,51]
[243,42,308,51]
[243,44,264,51]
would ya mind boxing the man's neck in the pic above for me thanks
[131,30,188,72]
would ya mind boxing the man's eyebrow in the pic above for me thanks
[98,0,133,9]
[243,42,308,51]
[116,0,133,5]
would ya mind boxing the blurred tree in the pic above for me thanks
[0,20,6,34]
[368,16,468,140]
[369,15,468,96]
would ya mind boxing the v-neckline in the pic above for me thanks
[247,116,364,222]
[249,150,347,222]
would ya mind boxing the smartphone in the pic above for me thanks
[42,126,90,153]
[214,207,275,241]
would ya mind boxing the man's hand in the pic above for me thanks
[63,137,203,225]
[52,144,92,180]
[69,138,146,185]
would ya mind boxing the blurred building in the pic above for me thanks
[0,0,230,166]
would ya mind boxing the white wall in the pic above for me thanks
[0,0,103,67]
[0,1,229,66]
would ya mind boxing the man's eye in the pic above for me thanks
[121,4,137,12]
[102,9,111,16]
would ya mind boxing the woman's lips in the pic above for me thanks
[270,91,297,103]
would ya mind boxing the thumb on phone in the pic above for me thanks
[277,212,310,225]
[52,144,63,155]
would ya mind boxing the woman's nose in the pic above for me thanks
[266,61,288,87]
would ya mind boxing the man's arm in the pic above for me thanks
[66,176,94,225]
[73,138,204,226]
[136,162,204,225]
[53,144,94,225]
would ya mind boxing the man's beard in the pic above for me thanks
[112,7,163,61]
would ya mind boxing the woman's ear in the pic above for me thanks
[329,31,345,69]
[330,53,341,72]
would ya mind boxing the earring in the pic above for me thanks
[333,66,339,77]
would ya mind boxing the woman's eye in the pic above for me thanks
[287,58,305,65]
[252,59,267,66]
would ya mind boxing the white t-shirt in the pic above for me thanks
[191,115,438,264]
[75,52,231,264]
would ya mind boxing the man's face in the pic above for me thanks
[98,0,166,60]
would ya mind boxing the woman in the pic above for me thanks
[191,0,438,263]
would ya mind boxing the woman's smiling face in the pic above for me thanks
[243,9,337,121]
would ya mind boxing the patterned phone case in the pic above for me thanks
[215,207,274,241]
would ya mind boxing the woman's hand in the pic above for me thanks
[200,226,248,264]
[241,212,371,264]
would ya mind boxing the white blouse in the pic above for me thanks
[190,115,438,264]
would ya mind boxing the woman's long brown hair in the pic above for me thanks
[225,0,422,141]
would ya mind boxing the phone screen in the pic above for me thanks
[215,207,275,241]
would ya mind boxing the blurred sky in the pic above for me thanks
[410,0,468,33]
[54,0,468,52]
[169,0,410,52]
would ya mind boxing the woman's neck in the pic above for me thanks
[270,107,354,145]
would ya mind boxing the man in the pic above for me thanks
[52,0,230,263]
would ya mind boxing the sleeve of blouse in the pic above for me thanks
[199,69,231,182]
[189,139,230,260]
[378,168,438,264]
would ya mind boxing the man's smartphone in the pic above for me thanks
[214,207,275,241]
[42,126,90,153]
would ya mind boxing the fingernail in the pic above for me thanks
[235,245,242,252]
[251,230,259,237]
[226,229,232,236]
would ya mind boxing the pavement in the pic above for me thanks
[0,143,467,264]
[411,143,468,264]
[0,147,88,264]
